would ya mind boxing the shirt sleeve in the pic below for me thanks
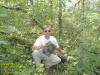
[54,38,59,48]
[34,37,41,46]
[51,36,59,48]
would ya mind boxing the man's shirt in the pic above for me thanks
[34,35,59,51]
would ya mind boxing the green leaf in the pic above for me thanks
[0,14,8,17]
[68,0,72,2]
[0,41,8,44]
[0,26,17,33]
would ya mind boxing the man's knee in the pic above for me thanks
[53,56,61,64]
[56,57,61,63]
[32,50,40,57]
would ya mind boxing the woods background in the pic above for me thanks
[0,0,100,75]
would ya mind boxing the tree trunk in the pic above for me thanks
[82,0,85,17]
[58,0,62,39]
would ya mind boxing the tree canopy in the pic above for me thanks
[0,0,100,75]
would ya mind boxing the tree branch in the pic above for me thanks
[0,5,27,13]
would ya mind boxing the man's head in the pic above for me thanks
[43,25,51,39]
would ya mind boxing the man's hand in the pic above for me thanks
[32,42,48,51]
[61,50,66,54]
[42,42,48,47]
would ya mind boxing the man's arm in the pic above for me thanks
[56,48,66,54]
[56,48,62,52]
[32,43,48,51]
[32,45,44,51]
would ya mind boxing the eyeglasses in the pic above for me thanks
[44,30,51,32]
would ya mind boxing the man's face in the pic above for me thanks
[43,27,51,38]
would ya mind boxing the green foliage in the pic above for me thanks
[0,0,100,75]
[68,0,72,2]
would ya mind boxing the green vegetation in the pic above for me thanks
[0,0,100,75]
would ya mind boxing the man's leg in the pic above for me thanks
[32,50,42,64]
[44,54,61,68]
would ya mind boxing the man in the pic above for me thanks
[32,25,65,68]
